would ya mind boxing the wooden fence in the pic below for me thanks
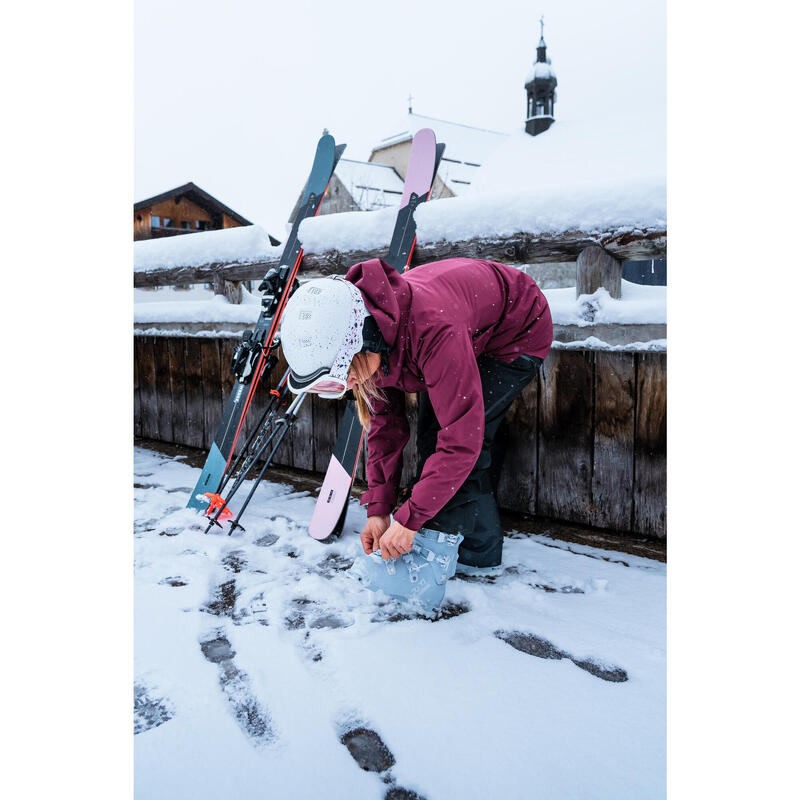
[133,227,666,294]
[134,334,666,538]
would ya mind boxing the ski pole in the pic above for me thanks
[203,396,293,534]
[216,373,292,496]
[226,391,308,535]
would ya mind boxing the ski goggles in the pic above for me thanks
[287,365,349,399]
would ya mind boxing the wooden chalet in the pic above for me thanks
[134,182,257,241]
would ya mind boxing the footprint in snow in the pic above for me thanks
[315,552,355,577]
[202,578,239,619]
[283,597,354,632]
[384,789,427,800]
[339,726,428,799]
[494,630,628,683]
[199,630,277,747]
[134,682,174,734]
[341,727,395,772]
[221,550,247,574]
[158,576,189,587]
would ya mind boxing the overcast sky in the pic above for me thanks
[135,0,664,236]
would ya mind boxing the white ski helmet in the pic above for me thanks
[280,276,368,398]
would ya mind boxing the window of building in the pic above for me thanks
[162,217,173,227]
[181,221,192,230]
[196,220,210,231]
[536,101,545,116]
[152,215,161,227]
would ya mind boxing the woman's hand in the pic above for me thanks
[379,521,417,560]
[360,515,390,555]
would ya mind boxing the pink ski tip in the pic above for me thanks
[308,457,352,540]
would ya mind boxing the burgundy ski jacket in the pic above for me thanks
[345,257,553,532]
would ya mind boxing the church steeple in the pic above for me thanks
[525,16,557,136]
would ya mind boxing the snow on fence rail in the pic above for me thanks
[132,226,666,289]
[134,334,666,538]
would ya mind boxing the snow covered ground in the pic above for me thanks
[135,445,665,799]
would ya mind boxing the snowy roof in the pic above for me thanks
[334,159,404,211]
[372,113,508,194]
[471,110,665,198]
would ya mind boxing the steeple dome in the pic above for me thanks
[524,17,557,136]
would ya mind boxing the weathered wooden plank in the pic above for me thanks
[219,338,237,401]
[183,338,205,449]
[133,227,667,287]
[133,340,142,438]
[496,379,539,515]
[291,397,315,471]
[153,337,174,443]
[634,352,667,538]
[577,245,622,299]
[137,336,159,440]
[167,337,187,446]
[311,394,340,475]
[591,352,635,530]
[201,339,225,451]
[537,350,594,524]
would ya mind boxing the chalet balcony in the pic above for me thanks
[149,225,216,239]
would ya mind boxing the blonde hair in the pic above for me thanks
[349,351,384,429]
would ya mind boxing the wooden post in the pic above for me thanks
[576,245,622,298]
[212,273,243,305]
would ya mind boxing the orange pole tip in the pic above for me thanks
[203,493,233,520]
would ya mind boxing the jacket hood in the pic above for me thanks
[344,258,411,349]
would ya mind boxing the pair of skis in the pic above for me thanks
[308,129,443,541]
[191,129,443,539]
[187,133,346,512]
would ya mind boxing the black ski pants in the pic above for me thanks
[415,354,542,568]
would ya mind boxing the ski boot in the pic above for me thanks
[347,528,464,614]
